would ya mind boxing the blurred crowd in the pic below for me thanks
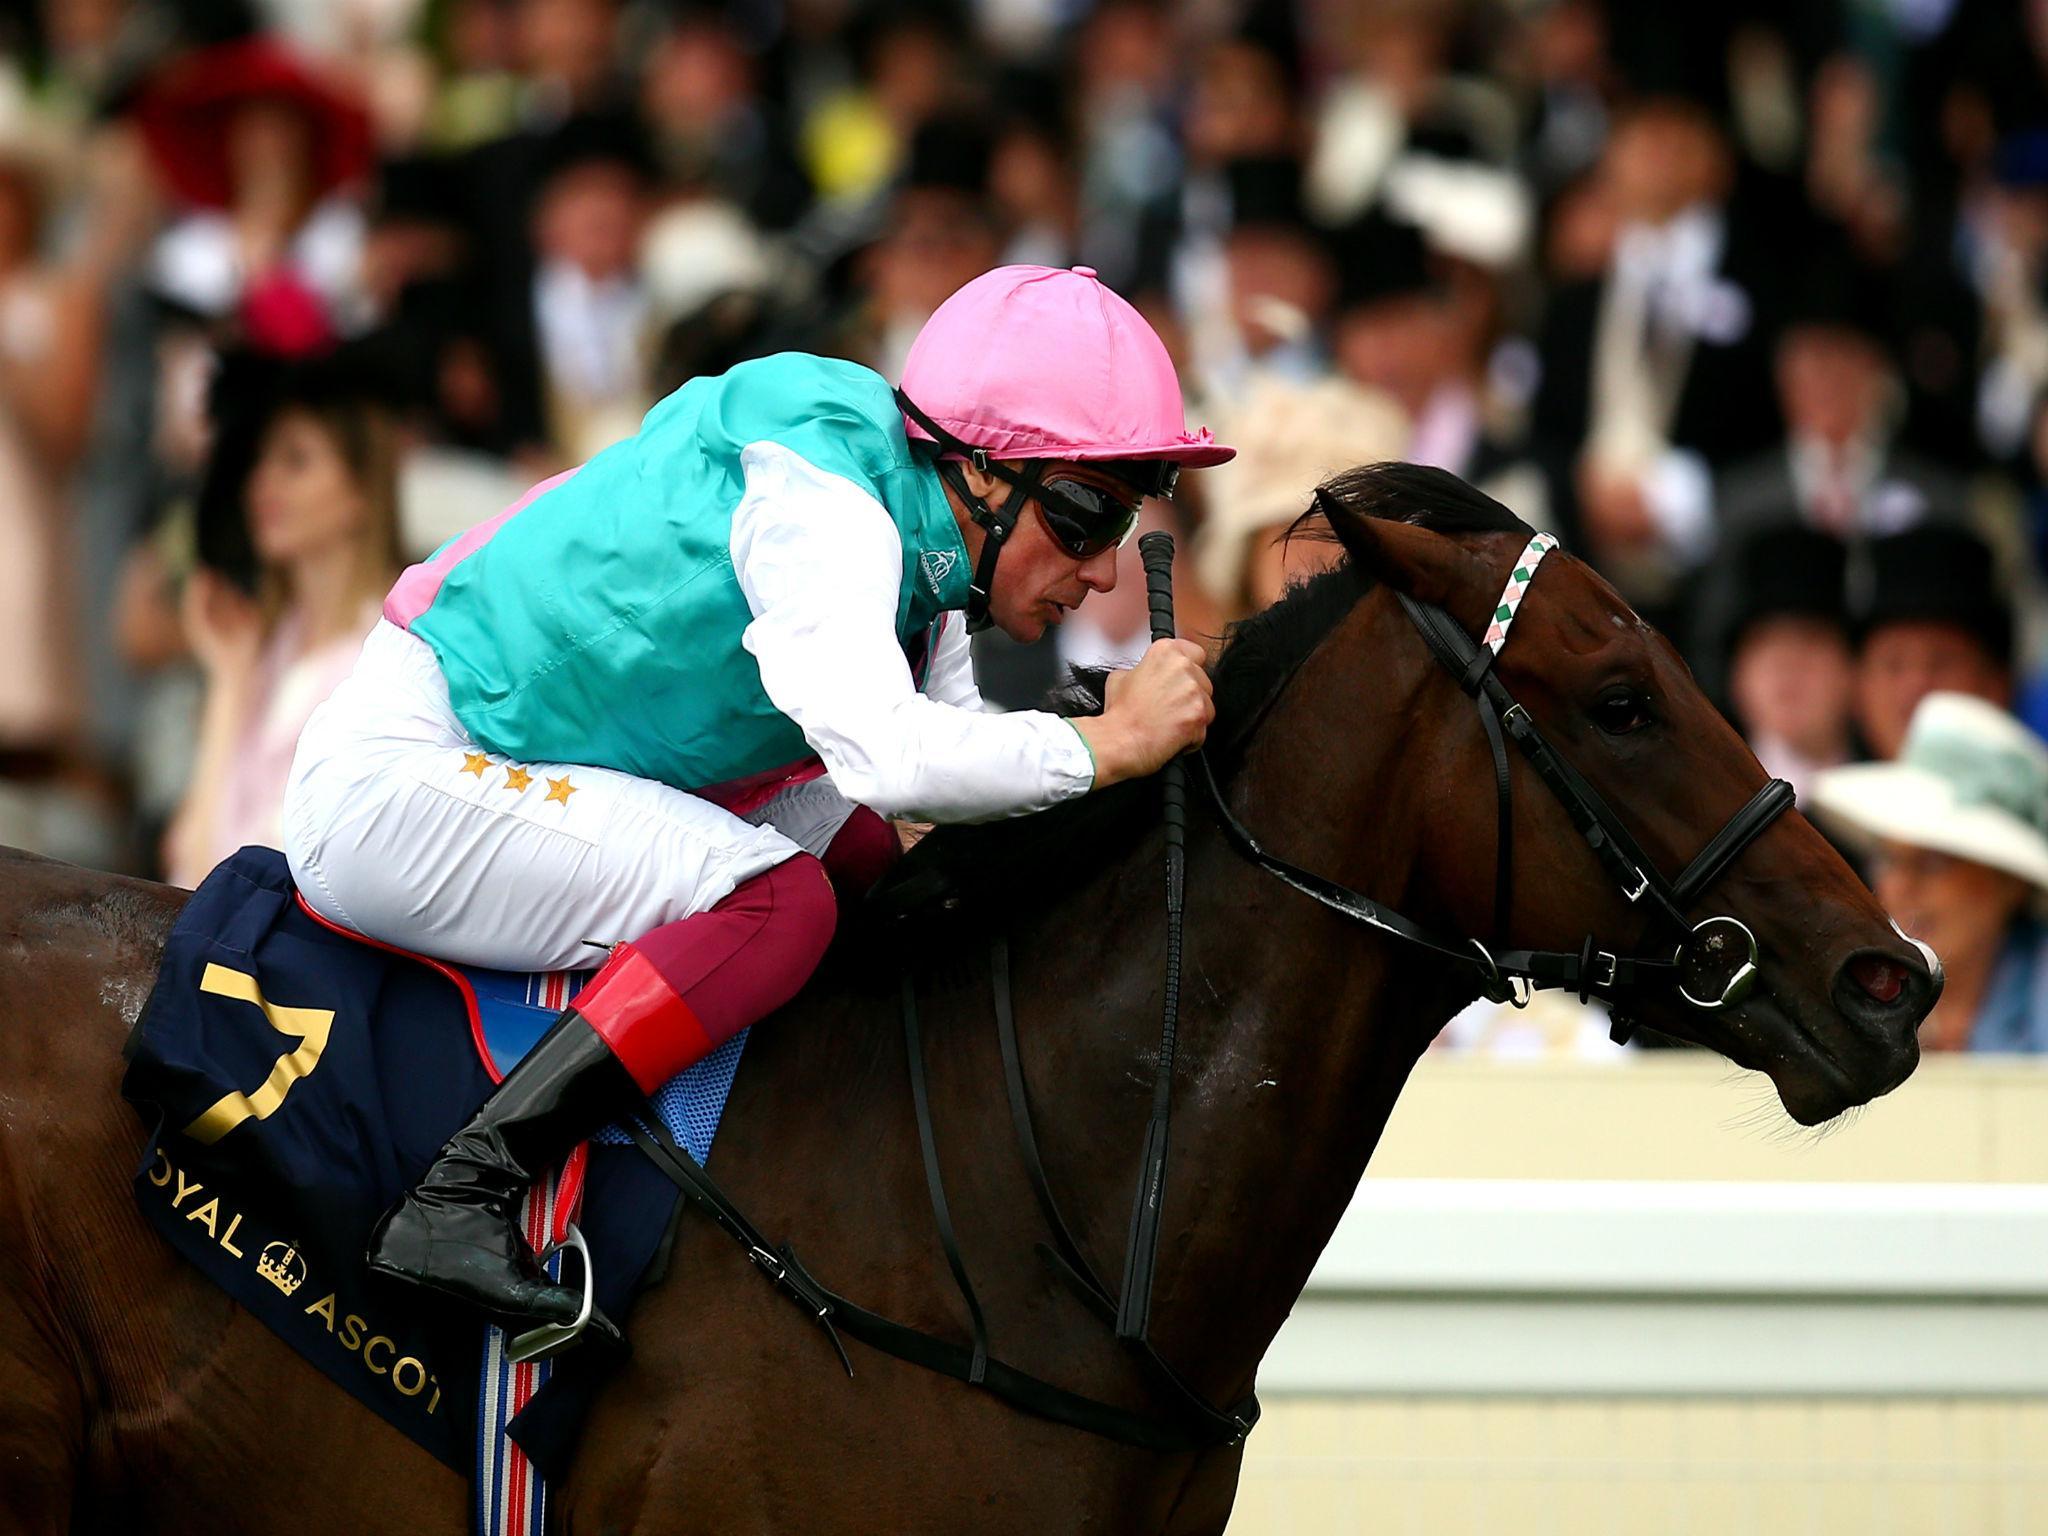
[6,0,2048,1056]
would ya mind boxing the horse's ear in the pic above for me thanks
[1317,492,1470,609]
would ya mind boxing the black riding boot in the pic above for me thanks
[365,1009,639,1325]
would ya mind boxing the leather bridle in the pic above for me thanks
[1200,527,1798,1023]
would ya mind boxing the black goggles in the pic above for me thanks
[1033,475,1142,559]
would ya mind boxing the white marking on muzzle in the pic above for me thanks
[1889,918,1943,991]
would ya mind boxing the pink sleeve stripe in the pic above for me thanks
[382,466,583,629]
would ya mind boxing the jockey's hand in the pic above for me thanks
[1076,639,1214,787]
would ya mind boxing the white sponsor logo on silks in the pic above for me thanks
[919,549,958,595]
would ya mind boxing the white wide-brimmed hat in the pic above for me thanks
[640,199,779,326]
[1194,374,1409,603]
[1810,692,2048,889]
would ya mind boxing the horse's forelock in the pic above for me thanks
[1310,462,1531,539]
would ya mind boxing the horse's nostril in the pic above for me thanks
[1849,953,1908,1006]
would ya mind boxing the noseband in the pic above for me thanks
[1202,529,1796,1021]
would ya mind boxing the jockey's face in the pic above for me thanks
[951,460,1126,643]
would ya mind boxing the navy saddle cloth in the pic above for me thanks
[120,846,734,1477]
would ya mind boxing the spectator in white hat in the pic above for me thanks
[1193,373,1409,620]
[1811,693,2048,1053]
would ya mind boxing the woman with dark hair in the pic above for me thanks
[163,361,401,888]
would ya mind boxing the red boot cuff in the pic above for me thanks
[570,945,716,1094]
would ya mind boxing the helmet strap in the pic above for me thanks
[938,454,1045,632]
[899,387,1050,633]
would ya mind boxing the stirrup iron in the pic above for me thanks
[506,1223,595,1364]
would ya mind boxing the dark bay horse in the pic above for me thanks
[0,468,1935,1534]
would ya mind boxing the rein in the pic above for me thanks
[621,525,1798,1456]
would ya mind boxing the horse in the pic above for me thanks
[0,465,1935,1534]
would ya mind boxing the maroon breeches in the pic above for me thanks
[571,808,899,1092]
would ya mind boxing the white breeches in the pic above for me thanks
[282,621,835,973]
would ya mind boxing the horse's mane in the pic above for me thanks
[862,463,1528,931]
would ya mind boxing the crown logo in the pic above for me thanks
[257,1241,307,1297]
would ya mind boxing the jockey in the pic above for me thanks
[279,264,1233,1330]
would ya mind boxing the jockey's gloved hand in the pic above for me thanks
[1076,639,1214,787]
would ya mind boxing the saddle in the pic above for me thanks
[121,846,740,1484]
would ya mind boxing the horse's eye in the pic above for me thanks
[1593,688,1653,735]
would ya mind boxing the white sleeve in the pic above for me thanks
[729,440,1095,822]
[923,613,984,710]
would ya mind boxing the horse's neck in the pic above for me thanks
[1016,649,1468,1399]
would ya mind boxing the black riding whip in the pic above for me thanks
[1116,531,1187,1341]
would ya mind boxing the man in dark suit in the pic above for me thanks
[1531,97,1780,618]
[1717,252,1968,545]
[1692,252,1971,683]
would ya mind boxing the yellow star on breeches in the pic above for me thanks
[455,751,571,803]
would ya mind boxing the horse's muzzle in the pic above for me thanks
[1827,935,1942,1089]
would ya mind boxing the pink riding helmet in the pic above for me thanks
[898,264,1235,478]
